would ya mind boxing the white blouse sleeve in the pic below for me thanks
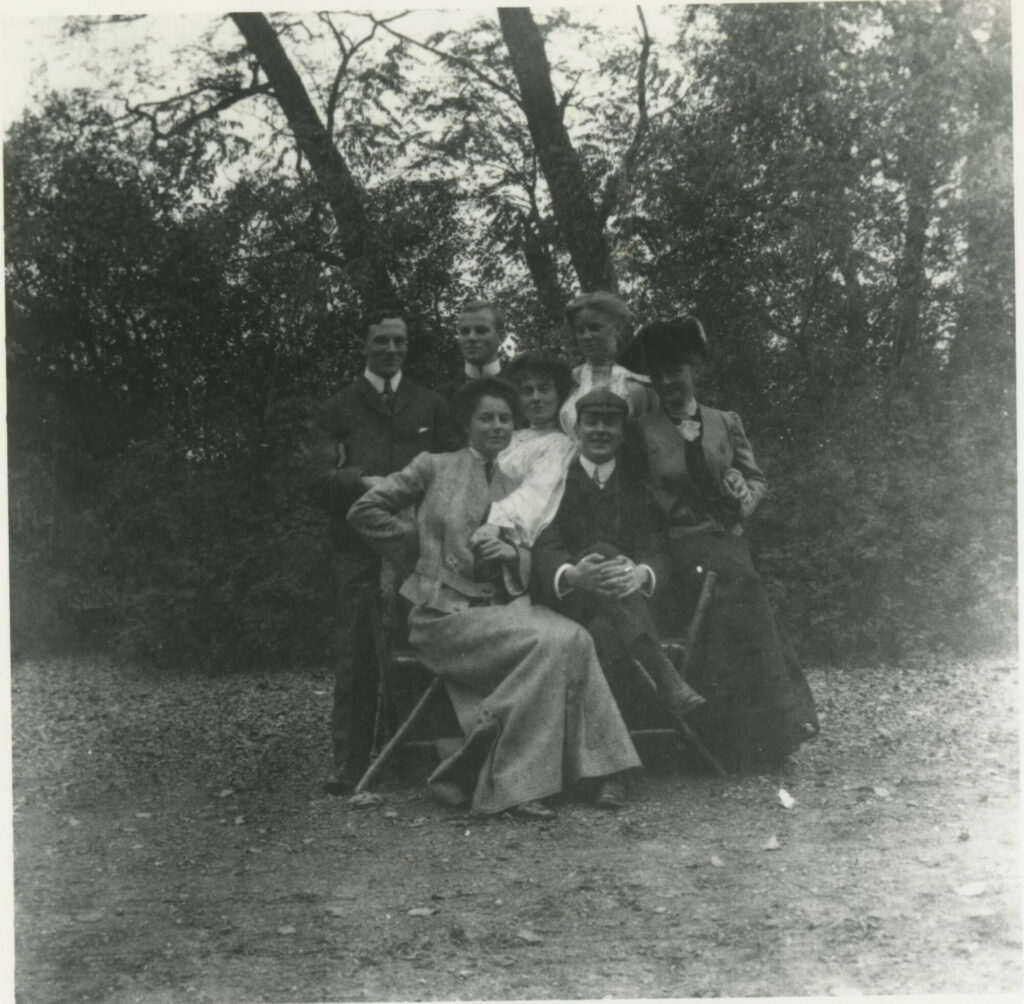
[487,434,578,547]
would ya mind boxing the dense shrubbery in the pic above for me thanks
[6,4,1015,670]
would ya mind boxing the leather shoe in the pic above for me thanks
[595,775,629,810]
[322,761,366,796]
[509,800,556,820]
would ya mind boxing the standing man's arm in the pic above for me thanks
[307,396,368,514]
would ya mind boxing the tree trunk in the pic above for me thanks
[516,212,565,329]
[498,8,617,293]
[230,12,397,305]
[892,170,931,375]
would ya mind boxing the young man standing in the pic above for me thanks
[308,308,453,794]
[434,299,505,405]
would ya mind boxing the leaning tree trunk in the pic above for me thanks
[498,7,618,293]
[230,12,397,305]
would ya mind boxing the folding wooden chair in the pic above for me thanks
[354,565,725,793]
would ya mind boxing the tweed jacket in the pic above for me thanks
[637,404,768,537]
[347,449,530,614]
[532,458,667,608]
[307,375,455,550]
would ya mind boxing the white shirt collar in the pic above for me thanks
[464,359,501,379]
[579,455,617,485]
[364,369,402,394]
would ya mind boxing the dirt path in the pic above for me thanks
[12,656,1020,1002]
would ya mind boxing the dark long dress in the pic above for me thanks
[638,404,819,769]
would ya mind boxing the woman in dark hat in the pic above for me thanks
[620,316,819,768]
[558,291,658,440]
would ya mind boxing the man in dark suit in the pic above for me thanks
[434,300,505,438]
[308,307,454,793]
[532,388,705,804]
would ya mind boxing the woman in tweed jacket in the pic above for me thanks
[348,377,639,819]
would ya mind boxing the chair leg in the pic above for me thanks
[354,677,444,794]
[632,659,727,778]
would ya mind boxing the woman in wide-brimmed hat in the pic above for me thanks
[621,315,819,769]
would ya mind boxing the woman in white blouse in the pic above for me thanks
[558,291,658,440]
[476,350,578,548]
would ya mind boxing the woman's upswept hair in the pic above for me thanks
[563,290,632,333]
[452,376,521,429]
[504,350,574,406]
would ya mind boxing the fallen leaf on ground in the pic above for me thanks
[277,925,296,935]
[67,817,82,828]
[408,907,437,917]
[383,810,398,819]
[872,786,890,799]
[516,928,543,944]
[218,789,235,799]
[349,792,384,808]
[778,788,796,809]
[956,881,987,898]
[134,812,152,819]
[762,834,781,851]
[710,855,725,867]
[324,906,347,918]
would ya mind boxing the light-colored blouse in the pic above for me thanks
[486,428,578,547]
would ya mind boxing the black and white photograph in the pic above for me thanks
[3,2,1018,1001]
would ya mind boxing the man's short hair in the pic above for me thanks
[363,306,407,335]
[452,376,520,429]
[459,299,505,333]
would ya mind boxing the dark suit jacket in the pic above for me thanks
[308,375,455,550]
[532,458,667,609]
[638,404,767,537]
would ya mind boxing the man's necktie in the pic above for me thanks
[381,379,395,411]
[484,460,495,484]
[592,465,605,490]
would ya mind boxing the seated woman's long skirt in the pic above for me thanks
[409,595,641,814]
[663,533,820,769]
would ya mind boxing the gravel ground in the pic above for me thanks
[11,654,1021,1002]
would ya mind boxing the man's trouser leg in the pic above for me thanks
[331,549,381,772]
[563,543,704,718]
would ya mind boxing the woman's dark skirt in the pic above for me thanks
[657,532,820,770]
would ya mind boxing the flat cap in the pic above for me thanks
[575,386,629,418]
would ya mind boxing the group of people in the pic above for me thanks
[308,293,819,819]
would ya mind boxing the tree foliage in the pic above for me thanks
[5,3,1015,669]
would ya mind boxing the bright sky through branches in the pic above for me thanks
[1,6,685,132]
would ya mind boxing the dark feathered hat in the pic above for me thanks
[617,315,709,376]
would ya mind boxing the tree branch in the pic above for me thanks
[597,5,653,223]
[123,77,273,139]
[362,11,523,108]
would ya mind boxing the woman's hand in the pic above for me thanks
[721,467,755,515]
[470,524,502,548]
[473,536,517,564]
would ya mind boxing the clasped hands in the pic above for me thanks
[565,553,646,598]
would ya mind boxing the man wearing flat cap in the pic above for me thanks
[532,387,706,805]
